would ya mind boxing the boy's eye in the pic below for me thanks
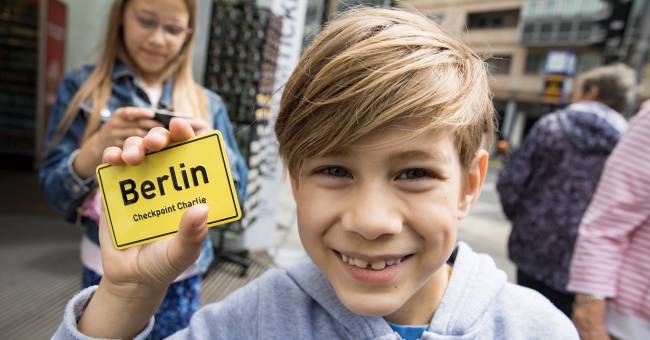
[396,168,433,180]
[319,166,352,178]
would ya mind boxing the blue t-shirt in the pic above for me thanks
[388,322,429,340]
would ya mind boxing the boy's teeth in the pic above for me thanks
[353,258,368,268]
[342,253,405,270]
[371,261,386,270]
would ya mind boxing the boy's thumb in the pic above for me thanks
[178,204,209,240]
[168,205,209,270]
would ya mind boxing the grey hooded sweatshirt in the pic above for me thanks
[53,242,578,339]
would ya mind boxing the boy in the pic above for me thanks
[54,8,577,339]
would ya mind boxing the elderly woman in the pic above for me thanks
[496,63,636,316]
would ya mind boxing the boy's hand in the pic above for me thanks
[78,118,209,339]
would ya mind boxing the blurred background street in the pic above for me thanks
[3,0,650,337]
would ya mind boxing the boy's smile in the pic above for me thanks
[291,127,487,325]
[336,250,410,285]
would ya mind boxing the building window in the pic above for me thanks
[577,52,602,74]
[467,9,520,29]
[524,0,607,18]
[557,21,572,42]
[577,21,593,40]
[336,0,388,12]
[522,22,536,41]
[525,51,545,75]
[488,55,512,74]
[539,22,553,42]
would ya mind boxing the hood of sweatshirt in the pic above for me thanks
[558,101,627,153]
[286,242,510,339]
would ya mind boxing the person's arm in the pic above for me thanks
[78,206,207,338]
[496,116,555,220]
[568,110,650,339]
[39,70,161,220]
[38,71,96,220]
[72,119,209,338]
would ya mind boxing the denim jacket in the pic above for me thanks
[39,60,248,273]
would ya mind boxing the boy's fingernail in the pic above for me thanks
[193,205,209,228]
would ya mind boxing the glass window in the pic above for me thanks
[525,51,545,75]
[336,0,387,12]
[488,55,512,74]
[467,9,520,29]
[563,0,580,16]
[577,52,602,74]
[577,21,592,40]
[523,22,535,34]
[547,0,558,16]
[558,22,572,32]
[539,22,553,42]
[557,21,572,42]
[522,22,536,41]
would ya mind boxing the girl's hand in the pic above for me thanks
[78,118,209,339]
[95,107,162,149]
[74,107,162,179]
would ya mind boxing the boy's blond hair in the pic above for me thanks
[275,7,495,176]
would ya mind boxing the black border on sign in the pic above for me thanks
[97,131,241,248]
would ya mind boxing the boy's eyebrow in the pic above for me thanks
[320,149,352,158]
[387,149,449,163]
[320,149,449,162]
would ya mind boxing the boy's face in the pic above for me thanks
[291,127,487,324]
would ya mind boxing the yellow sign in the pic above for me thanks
[96,131,241,249]
[542,74,566,105]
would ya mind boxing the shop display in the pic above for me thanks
[204,0,282,275]
[205,0,281,161]
[0,0,66,161]
[0,1,38,156]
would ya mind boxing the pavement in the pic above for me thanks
[0,166,270,338]
[457,163,515,280]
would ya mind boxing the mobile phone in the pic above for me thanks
[153,109,182,128]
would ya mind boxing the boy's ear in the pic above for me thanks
[457,149,489,220]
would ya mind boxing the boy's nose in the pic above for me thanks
[340,183,403,240]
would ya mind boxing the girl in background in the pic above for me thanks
[39,0,247,338]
